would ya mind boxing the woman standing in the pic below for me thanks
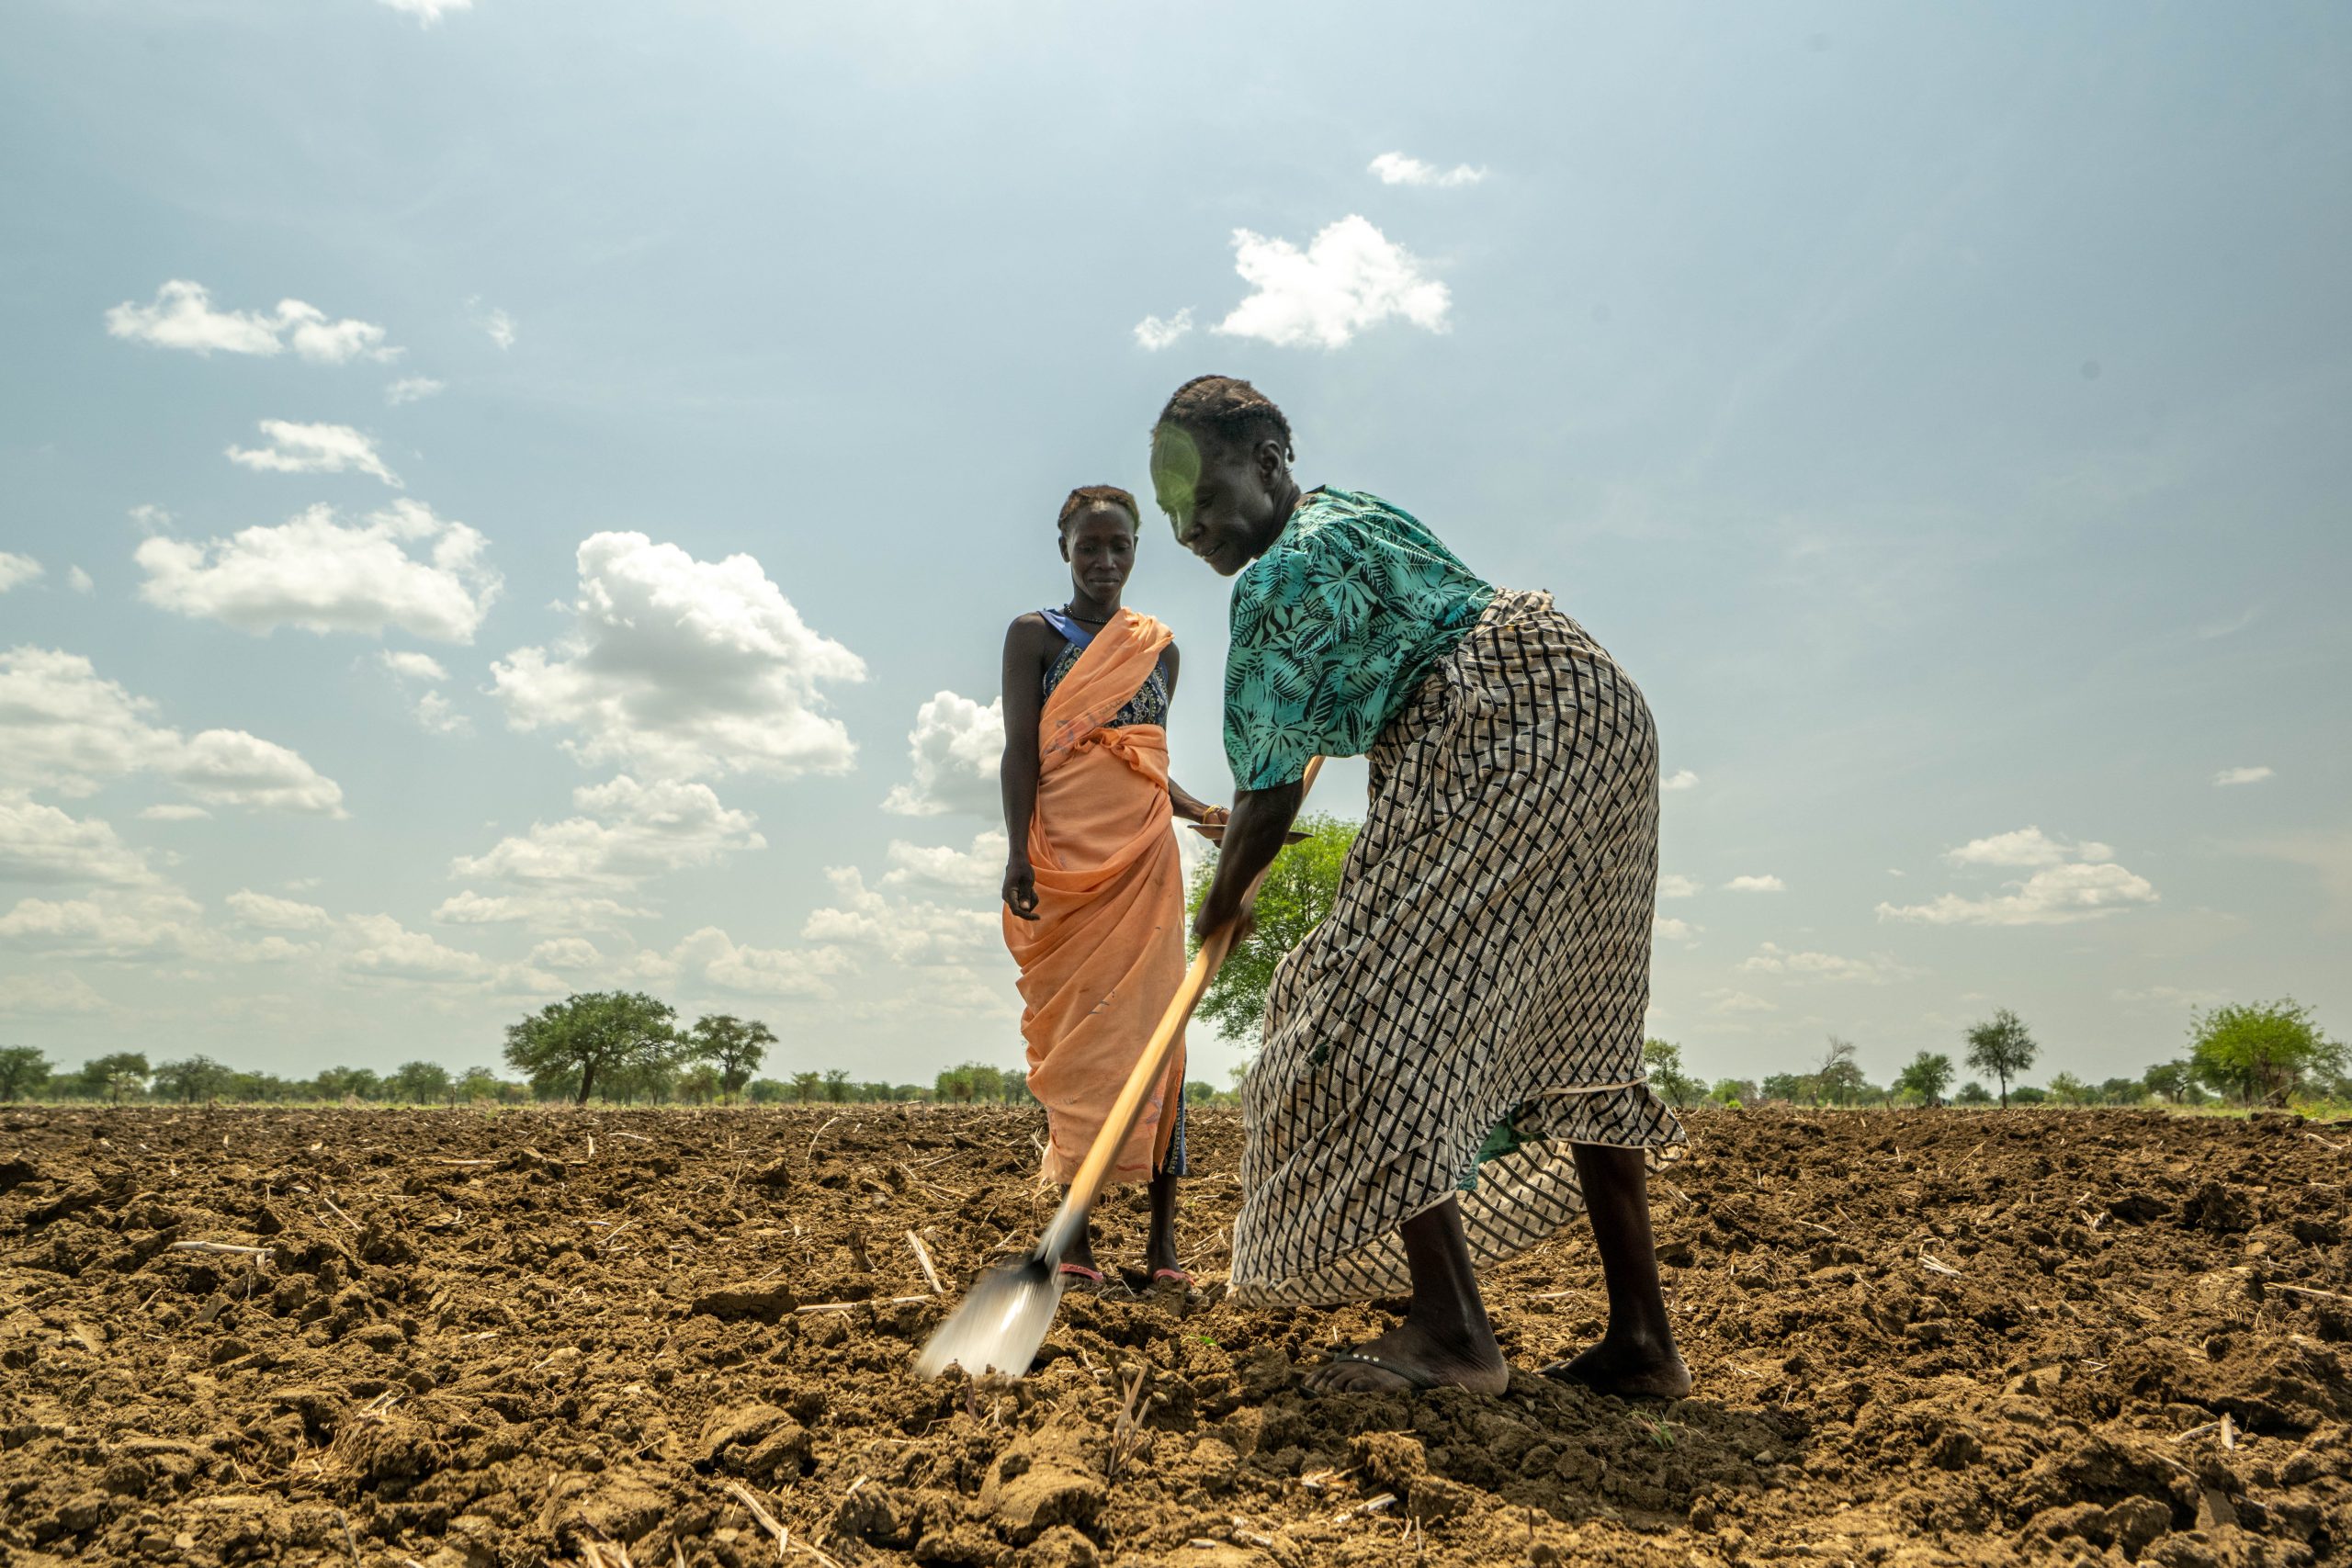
[1152,376,1690,1397]
[1001,484,1222,1289]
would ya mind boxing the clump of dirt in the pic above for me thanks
[2,1105,2346,1565]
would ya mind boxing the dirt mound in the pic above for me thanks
[2,1106,2346,1565]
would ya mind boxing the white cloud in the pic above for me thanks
[227,889,336,931]
[673,925,849,998]
[1724,874,1785,893]
[1661,769,1699,792]
[226,421,401,487]
[882,829,1007,895]
[0,970,113,1014]
[105,280,395,362]
[481,306,516,350]
[1368,152,1487,188]
[0,795,157,886]
[802,866,997,964]
[379,0,473,20]
[0,648,345,815]
[0,554,42,592]
[1134,310,1194,350]
[1215,216,1450,350]
[492,531,864,781]
[450,775,763,892]
[277,301,398,365]
[1652,914,1700,942]
[136,499,500,642]
[380,651,466,733]
[1736,942,1918,984]
[170,728,345,816]
[138,804,211,822]
[386,376,445,405]
[883,691,1002,816]
[0,889,212,960]
[2214,766,2274,787]
[530,937,604,971]
[1657,873,1702,899]
[2196,607,2261,641]
[67,567,94,594]
[1878,861,2159,927]
[380,650,449,682]
[1892,824,2156,926]
[411,691,468,735]
[1944,826,2113,868]
[339,912,495,982]
[1706,989,1779,1015]
[130,504,173,533]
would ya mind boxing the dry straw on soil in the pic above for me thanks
[2,1105,2347,1566]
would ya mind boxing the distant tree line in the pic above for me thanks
[1634,998,2345,1113]
[3,996,2335,1113]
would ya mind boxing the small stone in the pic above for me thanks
[2107,1495,2173,1557]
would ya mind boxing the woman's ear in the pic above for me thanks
[1057,533,1070,563]
[1255,436,1288,490]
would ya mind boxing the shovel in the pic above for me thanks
[915,759,1323,1382]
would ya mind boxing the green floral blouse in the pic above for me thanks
[1223,488,1496,790]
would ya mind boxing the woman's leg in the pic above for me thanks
[1546,1143,1690,1396]
[1143,1164,1182,1275]
[1302,1198,1509,1393]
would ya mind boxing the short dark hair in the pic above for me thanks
[1057,484,1140,537]
[1154,374,1295,462]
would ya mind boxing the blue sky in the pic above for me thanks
[3,1,2346,1091]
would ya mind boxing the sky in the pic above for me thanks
[2,1,2348,1094]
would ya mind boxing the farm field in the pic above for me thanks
[2,1106,2346,1568]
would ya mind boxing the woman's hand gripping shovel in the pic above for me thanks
[915,759,1323,1382]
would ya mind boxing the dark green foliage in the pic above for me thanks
[1185,813,1360,1043]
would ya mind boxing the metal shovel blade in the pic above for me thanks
[912,1252,1064,1382]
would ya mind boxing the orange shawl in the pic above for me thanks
[1005,609,1188,1185]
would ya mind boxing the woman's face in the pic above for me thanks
[1150,426,1289,577]
[1061,504,1137,599]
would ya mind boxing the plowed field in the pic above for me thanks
[3,1106,2346,1567]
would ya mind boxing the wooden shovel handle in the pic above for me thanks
[1057,758,1324,1220]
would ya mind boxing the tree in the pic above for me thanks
[0,1046,50,1102]
[1894,1051,1954,1107]
[821,1068,852,1103]
[746,1077,789,1104]
[677,1064,722,1106]
[1814,1036,1867,1106]
[65,1052,150,1103]
[389,1060,454,1105]
[1954,1080,1994,1106]
[153,1055,232,1104]
[1709,1077,1758,1109]
[311,1066,382,1103]
[2187,998,2344,1108]
[1964,1009,2038,1108]
[2010,1085,2049,1106]
[502,991,679,1105]
[2097,1077,2143,1106]
[1641,1040,1703,1109]
[793,1070,826,1103]
[2048,1071,2091,1107]
[2143,1061,2188,1104]
[457,1066,504,1103]
[1186,814,1361,1041]
[685,1014,776,1104]
[1759,1072,1808,1104]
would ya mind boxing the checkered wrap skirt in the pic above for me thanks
[1228,589,1684,1305]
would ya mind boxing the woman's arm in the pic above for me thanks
[1191,778,1305,943]
[1157,642,1220,824]
[999,616,1049,920]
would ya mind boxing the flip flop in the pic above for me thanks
[1318,1348,1441,1391]
[1120,1265,1199,1294]
[1057,1262,1108,1288]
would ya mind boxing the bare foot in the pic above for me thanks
[1302,1320,1510,1396]
[1543,1332,1691,1399]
